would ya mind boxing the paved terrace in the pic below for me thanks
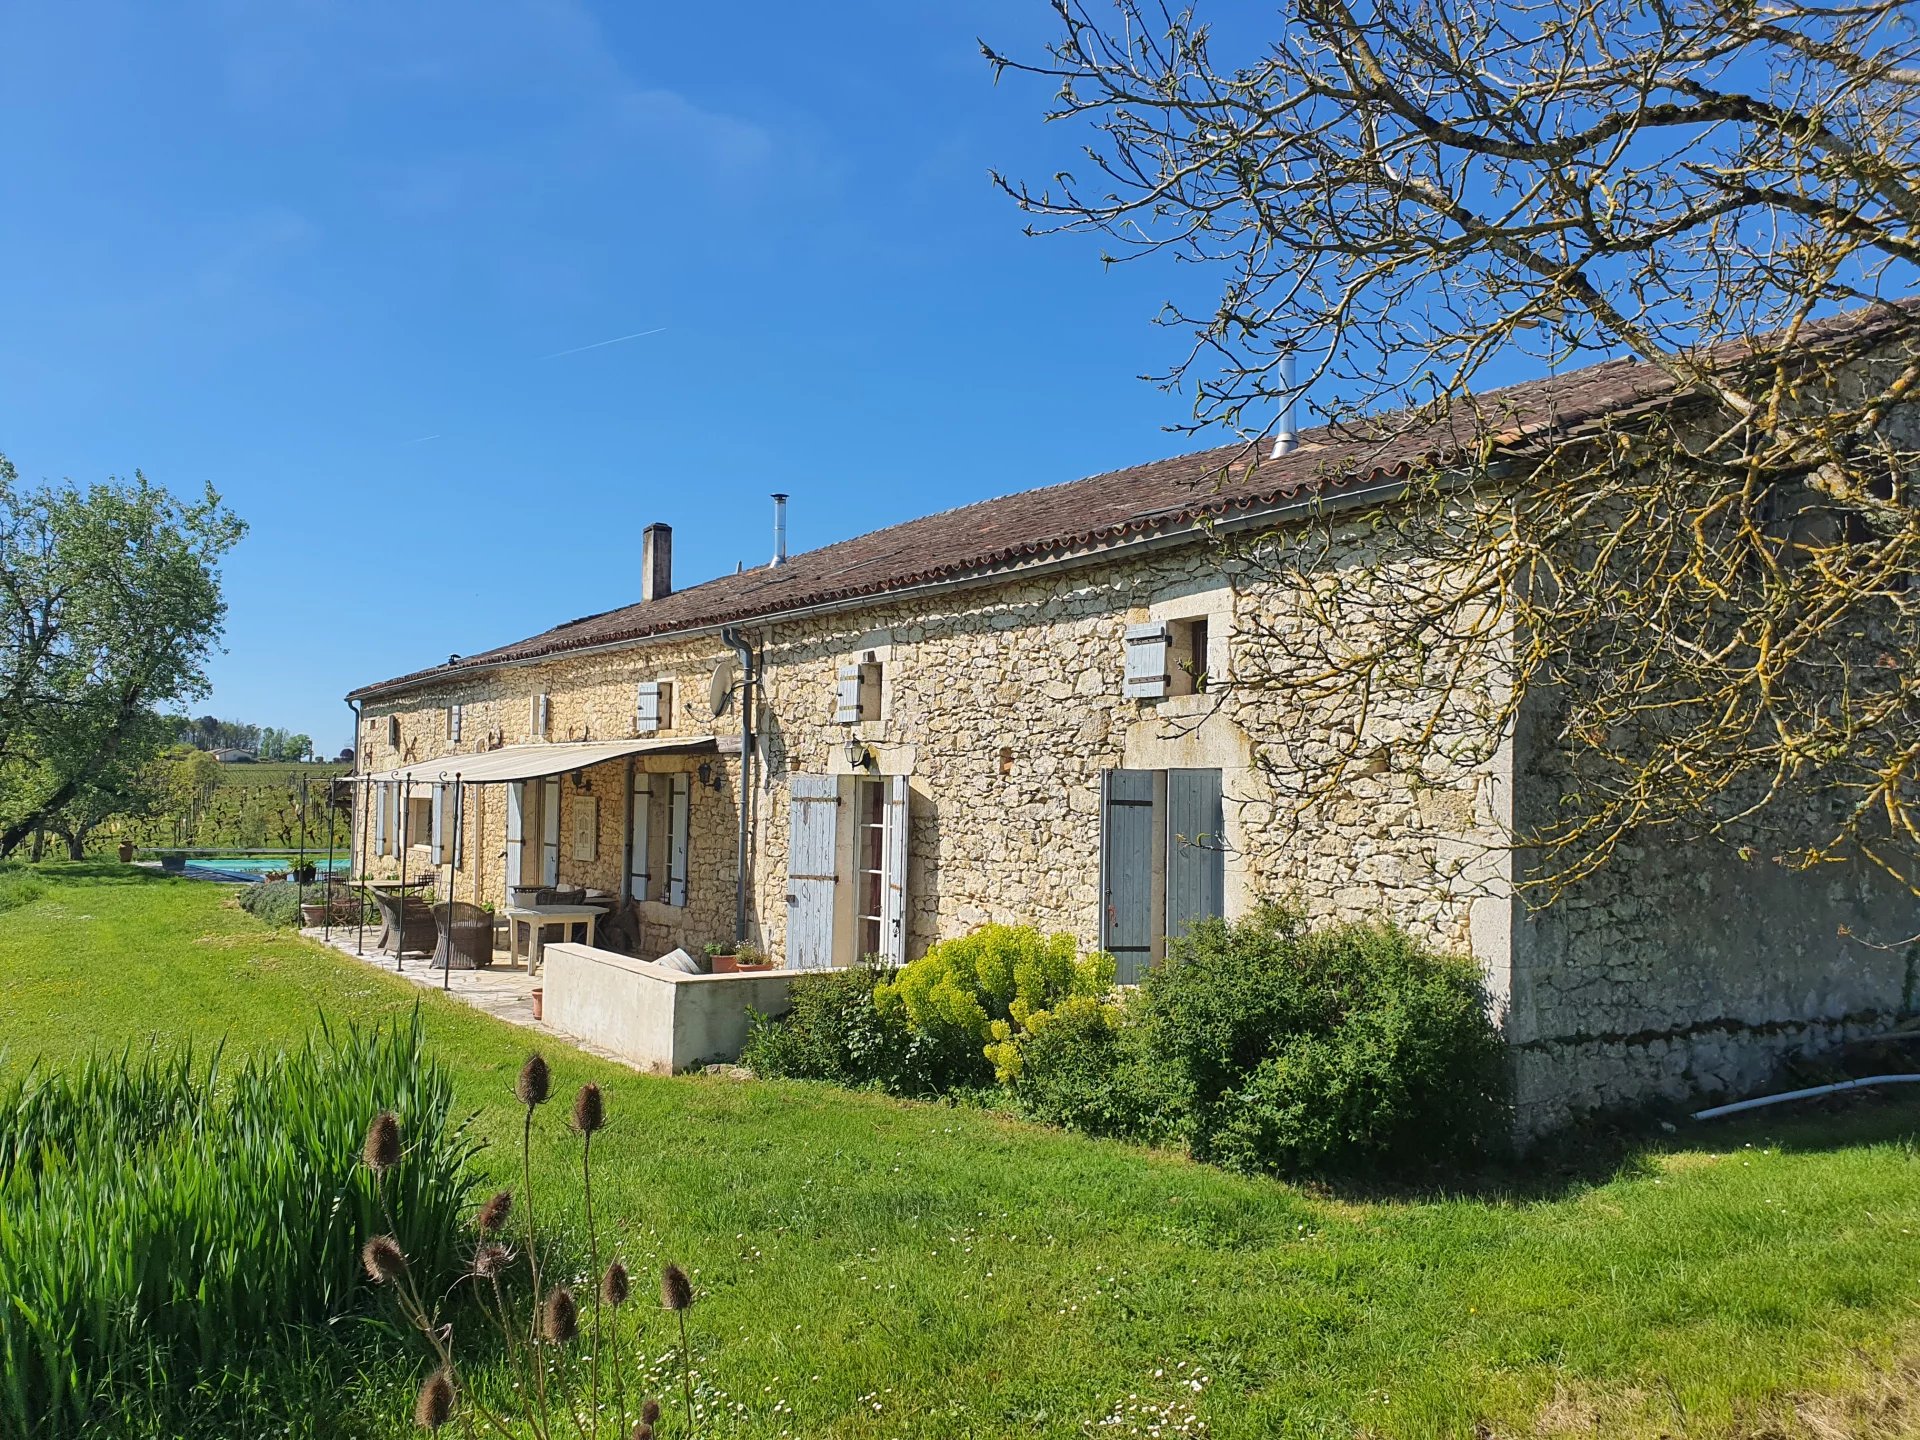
[300,925,639,1069]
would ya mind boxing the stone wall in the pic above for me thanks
[737,532,1506,967]
[1505,688,1920,1133]
[354,634,744,958]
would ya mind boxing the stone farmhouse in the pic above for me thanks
[347,329,1918,1134]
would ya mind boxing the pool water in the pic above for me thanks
[183,856,352,880]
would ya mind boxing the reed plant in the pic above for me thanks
[363,1053,697,1438]
[0,1010,478,1437]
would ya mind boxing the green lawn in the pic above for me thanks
[4,863,1920,1439]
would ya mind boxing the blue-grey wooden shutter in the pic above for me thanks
[1123,623,1170,698]
[1100,768,1156,984]
[627,769,652,901]
[531,693,550,739]
[448,705,462,743]
[635,682,661,734]
[452,784,464,869]
[374,782,390,857]
[667,773,690,906]
[786,775,839,969]
[1165,768,1225,942]
[834,664,865,722]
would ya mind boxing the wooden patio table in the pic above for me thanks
[504,903,607,974]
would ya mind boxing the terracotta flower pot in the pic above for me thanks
[709,954,739,973]
[530,987,544,1020]
[299,903,328,927]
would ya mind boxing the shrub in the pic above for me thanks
[236,878,302,926]
[741,965,948,1096]
[1134,906,1509,1176]
[1005,992,1183,1144]
[875,924,1112,1088]
[0,1012,479,1437]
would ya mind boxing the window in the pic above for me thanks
[540,776,561,885]
[1168,616,1210,695]
[448,704,463,743]
[407,796,434,849]
[386,715,401,749]
[856,778,887,958]
[531,693,551,740]
[624,769,690,906]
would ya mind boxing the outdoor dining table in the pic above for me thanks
[504,903,607,974]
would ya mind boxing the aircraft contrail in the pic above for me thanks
[535,327,667,361]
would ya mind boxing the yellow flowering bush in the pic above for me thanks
[873,924,1113,1087]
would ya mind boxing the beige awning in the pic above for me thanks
[353,736,718,786]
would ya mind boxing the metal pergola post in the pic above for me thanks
[355,775,369,956]
[324,775,337,944]
[395,778,411,973]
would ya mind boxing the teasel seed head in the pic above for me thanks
[516,1053,551,1106]
[362,1110,402,1173]
[542,1284,579,1343]
[361,1234,407,1284]
[475,1189,513,1235]
[630,1425,653,1440]
[571,1081,605,1135]
[601,1259,630,1308]
[413,1367,455,1430]
[642,1397,661,1425]
[472,1242,512,1279]
[660,1262,693,1312]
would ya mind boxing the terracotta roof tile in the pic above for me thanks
[349,304,1914,700]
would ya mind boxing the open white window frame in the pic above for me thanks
[830,771,909,966]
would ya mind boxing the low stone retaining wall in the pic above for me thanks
[542,943,793,1074]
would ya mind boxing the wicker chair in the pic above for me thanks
[432,901,494,971]
[371,889,436,956]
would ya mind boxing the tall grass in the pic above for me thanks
[0,1011,480,1438]
[0,867,47,913]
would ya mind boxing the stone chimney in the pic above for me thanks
[642,523,672,602]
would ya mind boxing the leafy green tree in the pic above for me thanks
[0,457,243,855]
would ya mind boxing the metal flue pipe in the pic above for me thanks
[1270,352,1299,459]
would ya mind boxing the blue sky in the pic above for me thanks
[0,1,1236,751]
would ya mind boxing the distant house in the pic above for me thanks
[208,747,257,764]
[345,314,1918,1133]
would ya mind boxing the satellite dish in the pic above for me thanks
[709,658,738,717]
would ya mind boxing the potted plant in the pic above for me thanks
[704,940,739,974]
[116,840,135,864]
[299,900,329,927]
[734,943,778,973]
[289,860,318,886]
[264,868,289,883]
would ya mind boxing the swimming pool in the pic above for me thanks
[182,856,352,881]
